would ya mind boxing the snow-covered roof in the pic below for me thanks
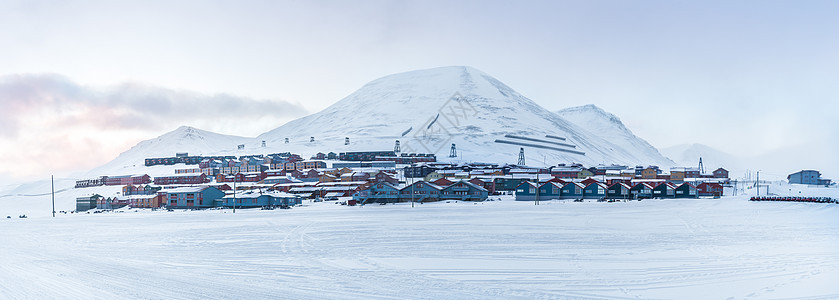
[165,187,210,193]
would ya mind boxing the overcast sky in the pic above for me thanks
[1,0,837,182]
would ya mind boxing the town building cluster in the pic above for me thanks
[74,151,440,211]
[76,149,837,212]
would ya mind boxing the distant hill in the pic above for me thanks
[556,104,673,167]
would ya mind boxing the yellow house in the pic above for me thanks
[642,168,658,179]
[670,168,685,182]
[424,171,443,182]
[577,169,594,179]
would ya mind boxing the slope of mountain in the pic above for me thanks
[659,143,743,176]
[257,66,674,167]
[81,66,675,173]
[555,104,673,167]
[86,126,251,177]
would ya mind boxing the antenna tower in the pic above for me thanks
[517,148,526,165]
[449,143,457,158]
[394,140,401,154]
[698,157,705,174]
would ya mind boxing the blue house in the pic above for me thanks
[222,191,302,208]
[583,182,609,199]
[560,182,584,199]
[652,182,677,199]
[400,181,443,203]
[165,186,225,208]
[629,183,653,199]
[538,182,563,201]
[354,182,401,204]
[675,183,698,199]
[514,181,539,201]
[608,182,631,199]
[788,170,832,185]
[440,180,489,201]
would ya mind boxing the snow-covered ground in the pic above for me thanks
[2,197,837,299]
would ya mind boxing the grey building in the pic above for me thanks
[788,170,832,185]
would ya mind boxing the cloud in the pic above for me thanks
[0,74,310,180]
[0,74,308,136]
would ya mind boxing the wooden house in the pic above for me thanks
[440,180,489,201]
[652,182,677,198]
[641,167,659,179]
[713,168,729,179]
[581,178,600,186]
[372,171,398,184]
[164,186,225,208]
[469,178,496,195]
[154,174,210,185]
[560,182,584,199]
[537,182,563,201]
[697,182,723,197]
[583,182,609,199]
[514,181,539,201]
[221,191,301,208]
[550,166,582,179]
[353,182,402,204]
[342,172,371,182]
[630,183,654,199]
[675,183,698,198]
[75,194,103,211]
[670,168,685,182]
[400,181,443,202]
[432,178,454,187]
[608,182,631,199]
[128,193,166,208]
[318,174,338,183]
[577,169,595,179]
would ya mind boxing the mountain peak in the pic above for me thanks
[256,67,673,167]
[557,104,622,125]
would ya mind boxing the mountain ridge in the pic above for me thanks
[91,66,675,171]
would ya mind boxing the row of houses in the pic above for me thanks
[76,186,303,211]
[75,174,152,188]
[514,181,723,201]
[403,162,730,184]
[145,152,303,167]
[352,179,489,204]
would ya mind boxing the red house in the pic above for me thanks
[469,178,496,195]
[581,178,601,186]
[154,174,210,185]
[216,172,267,183]
[432,178,454,187]
[697,182,724,197]
[372,171,398,184]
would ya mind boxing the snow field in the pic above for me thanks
[2,197,838,299]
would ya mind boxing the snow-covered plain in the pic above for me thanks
[2,197,837,299]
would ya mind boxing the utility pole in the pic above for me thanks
[411,176,414,208]
[51,175,55,218]
[535,173,540,205]
[233,172,237,213]
[756,171,760,197]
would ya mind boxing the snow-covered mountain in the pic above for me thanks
[86,66,674,172]
[660,143,737,169]
[87,126,251,177]
[257,66,673,167]
[555,104,673,167]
